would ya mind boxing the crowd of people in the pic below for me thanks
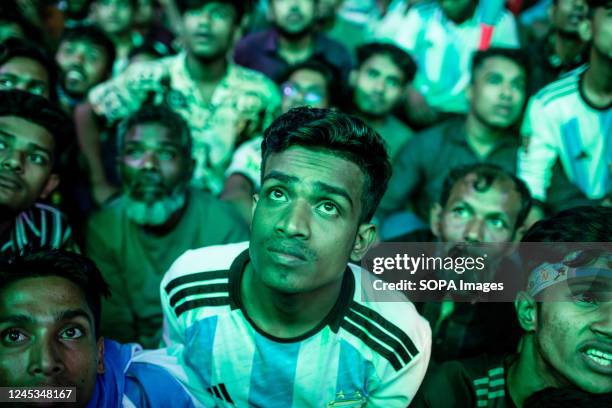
[0,0,610,407]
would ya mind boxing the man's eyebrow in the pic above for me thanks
[0,129,52,156]
[485,211,509,220]
[0,129,15,139]
[314,181,354,208]
[262,171,299,185]
[55,309,93,325]
[0,314,36,325]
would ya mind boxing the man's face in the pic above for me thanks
[250,146,369,294]
[353,54,405,118]
[433,174,522,255]
[438,0,476,23]
[469,56,526,130]
[119,122,192,224]
[550,0,588,34]
[0,276,104,407]
[281,68,330,113]
[534,267,612,394]
[91,0,134,35]
[0,57,50,98]
[0,116,57,214]
[182,2,238,61]
[56,39,109,98]
[270,0,316,38]
[590,5,612,60]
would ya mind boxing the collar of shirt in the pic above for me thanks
[261,29,331,60]
[446,118,519,156]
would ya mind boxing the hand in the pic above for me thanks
[404,86,439,127]
[92,182,119,206]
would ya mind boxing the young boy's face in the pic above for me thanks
[0,115,58,214]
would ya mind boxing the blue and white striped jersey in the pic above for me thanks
[519,65,612,201]
[156,242,431,407]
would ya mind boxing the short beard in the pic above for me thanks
[124,192,186,226]
[275,24,313,41]
[556,27,582,41]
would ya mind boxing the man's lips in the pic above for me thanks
[0,174,23,191]
[267,242,311,264]
[579,341,612,374]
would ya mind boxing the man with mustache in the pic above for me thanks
[234,0,353,84]
[156,107,431,407]
[85,104,248,348]
[377,48,528,240]
[0,90,77,255]
[0,249,198,407]
[55,25,115,114]
[348,42,416,162]
[411,206,612,407]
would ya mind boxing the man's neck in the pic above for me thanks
[277,31,315,65]
[240,261,344,338]
[464,113,506,158]
[185,52,228,84]
[141,192,189,236]
[552,30,585,65]
[507,335,559,407]
[582,49,612,108]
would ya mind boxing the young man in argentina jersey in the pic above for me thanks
[149,107,432,407]
[518,0,612,216]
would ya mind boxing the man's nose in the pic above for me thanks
[275,200,311,239]
[28,338,66,377]
[1,148,25,173]
[463,218,484,242]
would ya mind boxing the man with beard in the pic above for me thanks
[410,206,612,407]
[0,249,198,407]
[76,0,280,205]
[155,107,431,407]
[348,42,416,161]
[233,0,353,84]
[518,0,611,216]
[526,0,589,95]
[377,48,527,238]
[55,25,115,113]
[85,104,248,348]
[0,90,77,255]
[411,163,532,363]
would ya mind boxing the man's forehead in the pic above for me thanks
[477,57,524,77]
[0,115,55,146]
[126,122,178,144]
[449,175,521,210]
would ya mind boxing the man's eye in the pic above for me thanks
[29,84,46,96]
[158,149,178,160]
[488,219,507,229]
[29,153,48,165]
[268,188,287,201]
[2,329,28,345]
[572,292,598,306]
[0,77,14,88]
[124,148,143,158]
[367,69,379,79]
[452,207,470,218]
[318,201,339,216]
[60,327,84,340]
[0,140,7,150]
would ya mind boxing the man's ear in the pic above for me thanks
[250,194,259,228]
[39,173,60,199]
[350,222,376,262]
[96,337,105,374]
[430,203,442,238]
[578,18,592,42]
[515,291,537,332]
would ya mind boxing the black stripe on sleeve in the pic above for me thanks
[164,270,229,294]
[169,283,229,307]
[346,309,412,366]
[212,386,223,400]
[350,302,419,357]
[219,383,234,404]
[174,296,230,317]
[340,320,402,371]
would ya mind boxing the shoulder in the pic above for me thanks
[228,63,280,93]
[235,29,272,50]
[532,66,584,107]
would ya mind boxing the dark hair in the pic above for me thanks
[117,104,192,153]
[0,38,59,101]
[0,4,44,45]
[261,107,392,222]
[586,0,611,17]
[0,90,72,163]
[439,163,533,231]
[524,387,612,408]
[277,58,341,107]
[471,47,529,84]
[356,42,417,84]
[59,25,116,77]
[520,206,611,275]
[176,0,249,21]
[128,42,170,61]
[0,250,111,337]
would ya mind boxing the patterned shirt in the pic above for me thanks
[1,202,78,256]
[155,242,432,407]
[88,53,281,193]
[519,65,612,202]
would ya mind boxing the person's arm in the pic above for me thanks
[74,102,118,205]
[491,10,521,48]
[517,97,559,202]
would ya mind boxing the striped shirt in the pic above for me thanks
[519,65,612,201]
[1,202,78,256]
[156,242,431,407]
